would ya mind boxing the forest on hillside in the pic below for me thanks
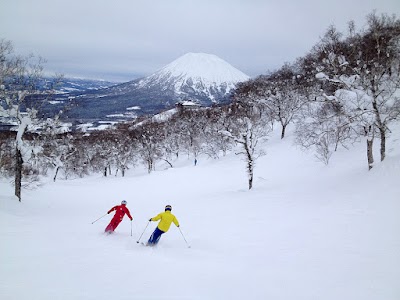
[1,12,400,200]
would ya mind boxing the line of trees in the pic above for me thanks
[237,12,400,167]
[1,12,399,200]
[297,12,400,168]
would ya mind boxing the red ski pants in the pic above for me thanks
[105,216,122,232]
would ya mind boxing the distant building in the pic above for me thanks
[175,100,201,111]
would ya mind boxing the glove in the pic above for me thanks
[130,218,133,221]
[107,212,110,214]
[149,218,152,222]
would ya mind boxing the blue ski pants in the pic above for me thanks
[148,227,165,245]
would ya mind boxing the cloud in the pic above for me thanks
[1,0,400,81]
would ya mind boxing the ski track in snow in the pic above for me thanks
[1,128,400,300]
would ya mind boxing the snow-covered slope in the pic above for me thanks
[1,125,399,300]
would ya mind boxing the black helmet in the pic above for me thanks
[165,205,172,211]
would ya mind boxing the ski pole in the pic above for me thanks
[130,220,133,237]
[136,221,150,243]
[91,213,108,224]
[178,227,191,248]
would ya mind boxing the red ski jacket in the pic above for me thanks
[108,204,133,221]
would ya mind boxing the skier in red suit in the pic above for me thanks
[105,200,133,233]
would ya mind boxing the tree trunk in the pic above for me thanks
[15,148,23,201]
[147,159,153,174]
[53,166,60,182]
[163,159,173,168]
[367,138,374,170]
[248,170,253,190]
[281,124,286,139]
[244,139,254,190]
[379,127,386,161]
[372,94,386,161]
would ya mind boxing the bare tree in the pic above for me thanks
[0,39,60,200]
[134,121,164,174]
[295,101,355,165]
[263,64,309,139]
[221,101,271,190]
[354,13,400,161]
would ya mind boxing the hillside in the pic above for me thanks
[55,77,117,93]
[0,126,399,300]
[45,53,249,126]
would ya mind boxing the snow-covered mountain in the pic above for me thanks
[137,52,250,102]
[56,78,117,93]
[54,53,249,123]
[37,77,117,93]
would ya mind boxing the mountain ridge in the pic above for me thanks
[41,53,250,125]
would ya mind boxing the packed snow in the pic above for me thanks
[1,126,399,300]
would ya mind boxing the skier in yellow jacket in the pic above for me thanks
[147,205,179,246]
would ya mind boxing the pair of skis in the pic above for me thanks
[136,221,191,248]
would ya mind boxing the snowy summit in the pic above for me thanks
[139,52,250,100]
[152,52,249,85]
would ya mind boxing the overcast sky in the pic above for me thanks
[1,0,400,82]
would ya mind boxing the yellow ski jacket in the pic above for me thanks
[150,211,180,232]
